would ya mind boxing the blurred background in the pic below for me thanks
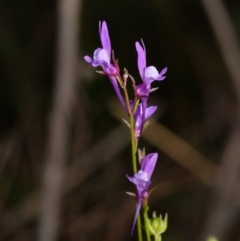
[0,0,240,240]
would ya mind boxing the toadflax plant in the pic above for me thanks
[84,21,168,241]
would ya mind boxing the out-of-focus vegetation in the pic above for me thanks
[0,0,240,240]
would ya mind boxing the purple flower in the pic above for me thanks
[84,21,118,76]
[135,40,167,98]
[123,102,157,138]
[134,103,157,138]
[127,153,158,235]
[134,40,167,134]
[84,21,126,112]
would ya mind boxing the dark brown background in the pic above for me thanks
[0,0,240,240]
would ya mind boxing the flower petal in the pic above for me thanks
[126,171,151,188]
[130,199,142,235]
[143,66,160,83]
[141,153,158,179]
[135,40,146,80]
[144,66,168,84]
[140,98,148,133]
[93,48,110,64]
[84,56,92,63]
[134,170,149,182]
[134,103,157,138]
[134,115,142,137]
[126,174,138,185]
[99,21,111,57]
[108,76,127,112]
[145,106,157,119]
[160,67,168,76]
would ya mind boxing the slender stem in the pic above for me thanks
[144,207,151,241]
[137,215,143,241]
[128,99,142,241]
[123,88,131,114]
[116,76,137,171]
[155,235,161,241]
[133,97,139,113]
[117,76,143,241]
[129,110,142,241]
[129,113,137,172]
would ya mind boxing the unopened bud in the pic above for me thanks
[123,68,129,79]
[148,212,168,239]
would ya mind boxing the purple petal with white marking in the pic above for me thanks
[126,173,150,186]
[144,66,167,84]
[92,48,110,66]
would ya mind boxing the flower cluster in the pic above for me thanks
[84,20,167,240]
[84,21,167,137]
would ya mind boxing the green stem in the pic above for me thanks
[117,76,143,241]
[129,112,142,241]
[155,235,161,241]
[144,207,151,241]
[117,76,138,172]
[129,113,137,172]
[137,215,143,241]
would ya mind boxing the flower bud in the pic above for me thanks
[123,68,128,80]
[148,212,168,239]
